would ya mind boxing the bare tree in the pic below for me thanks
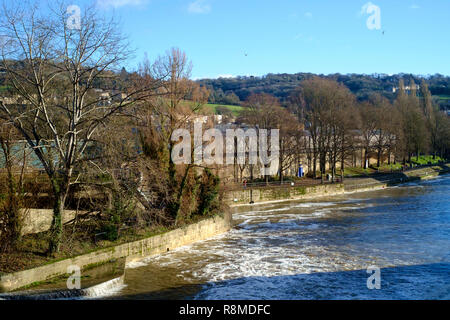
[0,121,27,251]
[276,107,301,182]
[370,94,392,167]
[136,48,210,222]
[240,93,281,185]
[359,101,377,169]
[294,77,355,180]
[394,79,429,164]
[0,1,160,254]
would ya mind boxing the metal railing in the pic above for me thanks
[222,178,342,191]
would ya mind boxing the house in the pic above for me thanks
[392,84,420,94]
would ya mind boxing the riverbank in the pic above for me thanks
[98,174,450,300]
[227,183,345,207]
[0,212,232,294]
[1,164,448,297]
[343,164,450,192]
[227,164,450,207]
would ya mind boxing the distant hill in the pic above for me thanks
[197,73,450,110]
[2,64,449,111]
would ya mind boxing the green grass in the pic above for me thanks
[411,155,444,165]
[204,103,244,116]
[341,156,445,177]
[184,101,243,117]
[343,167,376,177]
[375,163,403,171]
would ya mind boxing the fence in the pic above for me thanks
[222,177,342,191]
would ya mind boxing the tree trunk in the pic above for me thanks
[364,147,368,169]
[174,165,192,224]
[168,152,176,187]
[320,152,326,178]
[6,168,21,249]
[280,166,283,184]
[1,140,22,251]
[312,154,317,179]
[234,139,238,182]
[48,188,66,255]
[377,148,381,167]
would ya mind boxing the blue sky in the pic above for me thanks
[87,0,449,78]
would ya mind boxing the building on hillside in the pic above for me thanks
[392,84,420,94]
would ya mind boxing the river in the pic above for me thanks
[107,175,450,300]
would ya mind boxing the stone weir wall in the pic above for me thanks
[0,212,232,293]
[225,183,346,205]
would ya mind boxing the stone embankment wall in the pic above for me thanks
[225,164,450,205]
[0,212,232,293]
[225,183,345,205]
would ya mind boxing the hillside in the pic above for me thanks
[197,73,450,110]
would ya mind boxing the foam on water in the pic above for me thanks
[112,175,450,299]
[292,202,337,208]
[82,277,127,299]
[0,277,126,300]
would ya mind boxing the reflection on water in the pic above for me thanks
[111,176,450,300]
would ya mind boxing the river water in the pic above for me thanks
[108,175,450,300]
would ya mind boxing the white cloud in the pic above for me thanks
[188,0,211,14]
[304,12,313,19]
[97,0,144,9]
[410,4,420,9]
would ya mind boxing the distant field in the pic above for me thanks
[204,103,244,116]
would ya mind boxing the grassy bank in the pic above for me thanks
[204,103,244,116]
[342,157,446,177]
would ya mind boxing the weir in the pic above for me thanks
[113,174,450,300]
[0,212,233,293]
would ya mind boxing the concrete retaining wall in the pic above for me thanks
[225,165,449,206]
[226,183,345,205]
[0,212,232,293]
[20,209,82,235]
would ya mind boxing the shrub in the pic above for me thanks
[101,188,136,242]
[196,168,220,216]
